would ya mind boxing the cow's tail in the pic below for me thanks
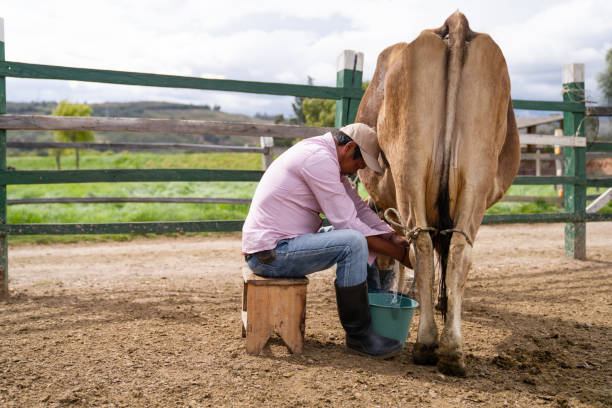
[434,11,475,320]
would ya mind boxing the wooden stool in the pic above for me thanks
[241,267,309,354]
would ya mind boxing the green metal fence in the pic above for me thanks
[0,35,611,298]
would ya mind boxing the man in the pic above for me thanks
[242,123,411,359]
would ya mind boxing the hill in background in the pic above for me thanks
[6,101,273,148]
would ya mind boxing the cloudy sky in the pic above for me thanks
[2,0,611,117]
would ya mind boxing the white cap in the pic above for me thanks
[339,123,382,174]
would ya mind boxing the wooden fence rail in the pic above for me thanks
[586,106,612,116]
[0,114,598,146]
[0,114,333,139]
[7,141,268,154]
[6,141,271,154]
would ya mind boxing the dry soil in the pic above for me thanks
[1,223,611,407]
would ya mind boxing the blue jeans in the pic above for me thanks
[246,228,368,287]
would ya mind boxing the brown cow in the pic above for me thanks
[356,11,520,376]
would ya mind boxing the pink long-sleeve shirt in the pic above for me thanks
[242,132,393,263]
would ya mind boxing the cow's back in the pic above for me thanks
[358,34,448,229]
[357,14,519,237]
[447,33,519,231]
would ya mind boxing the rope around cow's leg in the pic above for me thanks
[382,208,438,239]
[382,210,475,322]
[382,208,438,301]
[439,228,473,247]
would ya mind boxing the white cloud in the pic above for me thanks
[2,0,611,115]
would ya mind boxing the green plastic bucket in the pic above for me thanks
[368,292,419,345]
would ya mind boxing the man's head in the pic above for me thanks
[335,123,383,176]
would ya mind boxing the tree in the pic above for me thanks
[291,76,312,125]
[51,147,63,170]
[299,80,370,127]
[302,98,336,127]
[598,48,612,103]
[51,100,95,169]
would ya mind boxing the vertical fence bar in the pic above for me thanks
[562,63,586,260]
[554,128,563,193]
[335,50,363,127]
[0,17,7,299]
[260,136,274,170]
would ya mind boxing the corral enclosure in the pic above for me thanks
[1,223,610,407]
[0,37,611,299]
[1,14,612,408]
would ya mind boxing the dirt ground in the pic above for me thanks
[1,223,610,408]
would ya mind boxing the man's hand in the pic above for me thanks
[366,234,412,269]
[390,233,410,248]
[391,233,412,268]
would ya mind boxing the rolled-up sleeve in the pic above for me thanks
[343,177,394,236]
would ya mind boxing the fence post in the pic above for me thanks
[260,136,274,170]
[335,50,363,128]
[0,17,7,299]
[554,128,563,193]
[562,63,586,260]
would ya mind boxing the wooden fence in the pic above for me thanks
[3,133,608,207]
[0,22,611,297]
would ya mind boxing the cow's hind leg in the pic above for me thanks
[435,31,514,376]
[394,174,439,365]
[436,232,472,376]
[412,231,439,365]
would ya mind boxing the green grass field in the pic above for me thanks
[8,152,260,243]
[7,151,611,244]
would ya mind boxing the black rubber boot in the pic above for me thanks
[334,281,403,359]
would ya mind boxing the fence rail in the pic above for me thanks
[511,99,585,113]
[8,141,268,154]
[3,169,607,187]
[519,133,585,147]
[0,220,245,235]
[0,114,333,139]
[0,61,363,99]
[2,114,599,146]
[586,106,612,116]
[2,211,610,237]
[8,142,611,159]
[6,194,603,207]
[0,169,263,184]
[7,197,252,205]
[588,142,612,152]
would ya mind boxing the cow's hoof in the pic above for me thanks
[413,342,438,365]
[437,350,466,377]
